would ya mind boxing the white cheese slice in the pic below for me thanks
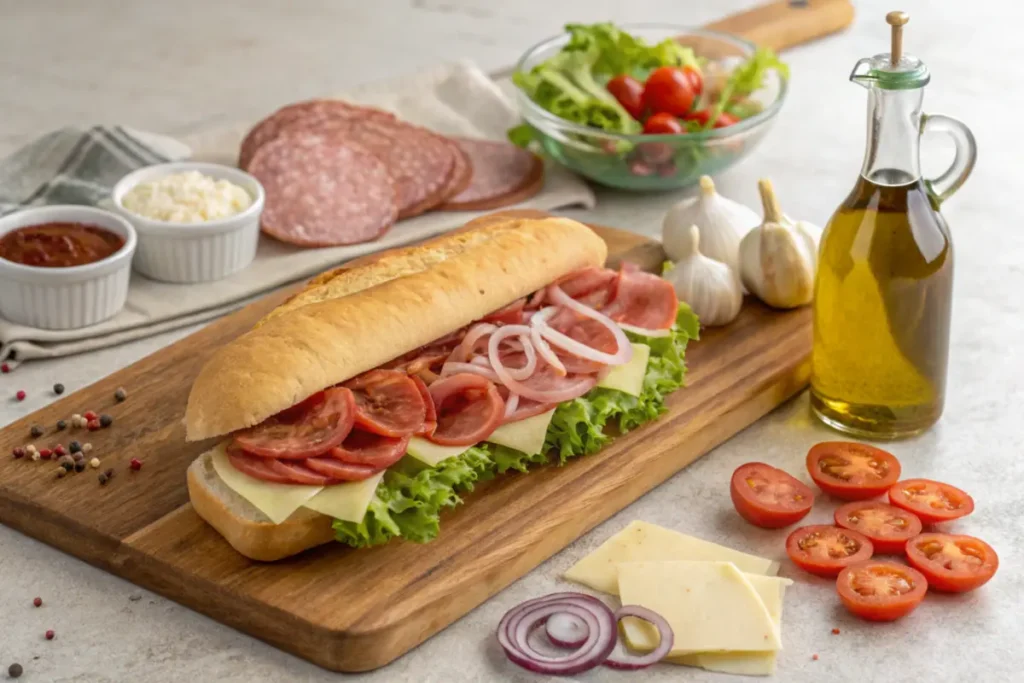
[668,574,792,676]
[210,445,323,525]
[617,561,781,656]
[596,343,650,397]
[406,437,472,467]
[302,471,385,523]
[563,520,779,595]
[486,409,556,455]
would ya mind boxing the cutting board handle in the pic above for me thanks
[705,0,855,51]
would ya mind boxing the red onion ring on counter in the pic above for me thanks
[545,612,588,649]
[603,605,674,670]
[496,593,617,675]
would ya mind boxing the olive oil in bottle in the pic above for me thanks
[810,12,976,439]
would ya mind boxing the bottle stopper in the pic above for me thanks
[887,11,909,66]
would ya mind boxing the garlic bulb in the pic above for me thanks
[738,179,818,309]
[664,224,743,327]
[662,175,760,274]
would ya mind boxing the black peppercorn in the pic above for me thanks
[104,467,115,479]
[99,414,113,428]
[98,473,108,485]
[69,440,81,453]
[74,460,86,473]
[56,419,67,431]
[8,662,23,678]
[72,452,84,462]
[114,387,127,402]
[53,383,64,395]
[30,425,43,438]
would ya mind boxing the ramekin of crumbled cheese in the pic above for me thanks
[112,162,264,283]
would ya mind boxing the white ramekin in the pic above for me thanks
[110,162,265,283]
[0,205,137,330]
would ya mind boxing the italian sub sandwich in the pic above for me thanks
[184,216,699,560]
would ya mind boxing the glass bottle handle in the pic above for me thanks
[921,113,977,204]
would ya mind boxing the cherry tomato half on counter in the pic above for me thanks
[606,74,645,120]
[730,462,814,528]
[806,442,902,500]
[836,561,928,622]
[833,501,922,554]
[642,66,696,117]
[888,478,975,524]
[785,524,874,577]
[905,533,998,592]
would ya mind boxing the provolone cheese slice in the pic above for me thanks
[564,521,779,595]
[210,445,322,524]
[668,574,792,676]
[303,471,384,523]
[406,438,471,467]
[487,409,555,455]
[617,561,781,656]
[596,343,650,397]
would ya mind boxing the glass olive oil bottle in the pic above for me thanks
[811,12,976,438]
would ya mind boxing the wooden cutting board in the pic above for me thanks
[0,223,811,672]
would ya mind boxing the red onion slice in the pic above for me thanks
[532,300,633,367]
[618,322,672,338]
[603,605,674,670]
[530,326,567,376]
[452,323,496,362]
[546,612,588,649]
[488,326,595,403]
[441,361,499,383]
[504,392,520,417]
[497,592,617,676]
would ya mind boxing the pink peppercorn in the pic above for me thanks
[129,458,142,471]
[53,445,66,457]
[39,448,52,460]
[87,419,101,431]
[1,362,9,373]
[83,410,98,421]
[45,630,54,640]
[15,390,26,401]
[33,597,42,607]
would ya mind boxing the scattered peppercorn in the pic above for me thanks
[87,419,101,431]
[83,443,93,453]
[130,458,142,471]
[15,390,26,401]
[114,387,127,402]
[831,628,840,635]
[89,457,100,469]
[12,447,24,459]
[54,444,66,457]
[55,468,66,479]
[33,597,42,607]
[45,629,54,640]
[72,452,84,462]
[30,425,43,438]
[8,662,23,678]
[58,455,73,468]
[56,419,67,431]
[71,414,82,427]
[84,410,98,421]
[69,440,81,453]
[99,414,113,428]
[39,448,52,460]
[1,362,9,373]
[105,467,115,479]
[98,473,109,485]
[26,445,37,455]
[30,453,40,462]
[74,460,86,473]
[53,383,64,395]
[812,654,819,661]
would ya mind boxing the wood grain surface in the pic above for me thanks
[0,221,811,672]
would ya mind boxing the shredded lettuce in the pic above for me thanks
[332,304,700,547]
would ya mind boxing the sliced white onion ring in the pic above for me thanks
[504,392,520,417]
[488,326,595,403]
[452,323,496,362]
[544,287,634,366]
[530,326,566,376]
[441,361,499,383]
[532,306,632,367]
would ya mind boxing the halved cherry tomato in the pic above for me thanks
[834,501,922,554]
[683,109,738,129]
[346,369,426,437]
[888,479,975,524]
[642,66,696,117]
[906,533,998,592]
[682,65,703,94]
[606,74,645,120]
[730,462,814,529]
[786,525,874,577]
[806,442,901,500]
[643,112,684,135]
[836,561,928,622]
[233,387,355,459]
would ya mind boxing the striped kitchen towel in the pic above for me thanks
[0,125,190,217]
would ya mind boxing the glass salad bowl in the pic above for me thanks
[512,24,787,191]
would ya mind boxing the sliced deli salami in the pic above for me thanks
[441,138,544,211]
[249,134,398,247]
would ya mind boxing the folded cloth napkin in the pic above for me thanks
[0,61,595,365]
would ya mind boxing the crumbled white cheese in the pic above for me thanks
[121,171,253,223]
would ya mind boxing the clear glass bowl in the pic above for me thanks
[513,24,787,191]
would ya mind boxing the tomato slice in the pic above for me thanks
[482,298,526,325]
[327,429,409,469]
[785,525,874,577]
[834,501,923,554]
[267,458,337,486]
[428,373,505,446]
[888,479,975,524]
[232,387,355,459]
[410,375,437,436]
[836,561,928,622]
[503,397,557,424]
[806,442,902,500]
[642,66,696,117]
[346,369,426,437]
[227,447,294,484]
[906,533,998,593]
[730,462,814,529]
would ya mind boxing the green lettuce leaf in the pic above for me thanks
[703,47,788,130]
[333,304,700,547]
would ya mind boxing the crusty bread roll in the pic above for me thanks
[184,216,607,441]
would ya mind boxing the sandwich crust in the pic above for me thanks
[184,217,607,441]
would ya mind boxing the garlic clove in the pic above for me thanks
[664,224,744,327]
[661,175,760,274]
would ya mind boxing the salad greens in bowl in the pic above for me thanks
[510,22,789,191]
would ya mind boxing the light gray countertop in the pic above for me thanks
[1,1,1021,681]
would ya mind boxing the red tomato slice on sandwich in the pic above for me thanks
[428,373,505,446]
[327,429,410,470]
[346,369,427,437]
[411,375,437,437]
[232,387,355,459]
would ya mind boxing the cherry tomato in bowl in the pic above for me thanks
[643,112,684,135]
[606,74,645,120]
[785,525,874,577]
[642,66,696,117]
[684,109,738,129]
[905,533,998,592]
[730,462,814,529]
[836,561,928,622]
[833,501,922,554]
[888,479,974,524]
[806,442,901,500]
[682,65,703,94]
